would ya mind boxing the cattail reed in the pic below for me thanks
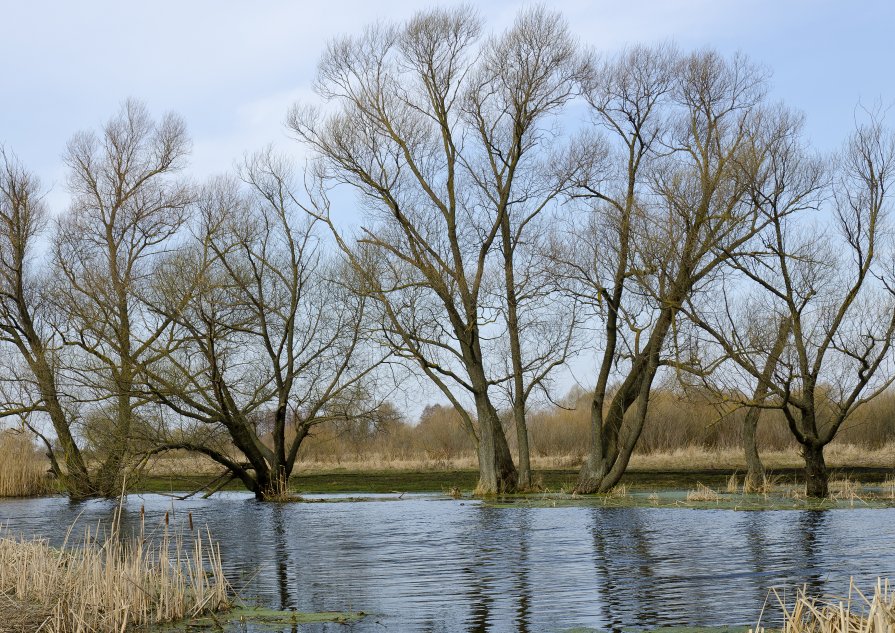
[0,431,52,497]
[752,578,895,633]
[0,512,230,633]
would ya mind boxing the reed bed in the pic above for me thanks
[0,513,229,633]
[686,483,721,502]
[883,477,895,500]
[0,431,51,497]
[755,578,895,633]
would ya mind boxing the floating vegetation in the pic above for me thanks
[166,606,366,631]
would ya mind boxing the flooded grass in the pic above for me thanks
[485,483,895,510]
[136,466,895,498]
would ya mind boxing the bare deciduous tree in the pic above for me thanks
[53,99,193,495]
[290,6,586,493]
[0,148,94,497]
[140,151,385,500]
[558,48,797,493]
[683,115,895,497]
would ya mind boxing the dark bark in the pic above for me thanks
[742,407,765,492]
[743,317,790,491]
[473,392,518,494]
[802,442,828,498]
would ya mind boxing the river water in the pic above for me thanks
[1,492,893,632]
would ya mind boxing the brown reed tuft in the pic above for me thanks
[753,578,895,633]
[0,511,229,633]
[0,431,52,498]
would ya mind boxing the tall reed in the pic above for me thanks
[0,511,229,632]
[0,431,51,497]
[753,578,895,633]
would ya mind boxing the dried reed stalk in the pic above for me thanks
[752,578,895,633]
[0,509,229,633]
[0,432,51,498]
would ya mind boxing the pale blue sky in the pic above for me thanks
[2,1,893,206]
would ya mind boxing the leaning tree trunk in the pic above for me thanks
[743,316,789,492]
[577,303,670,494]
[33,360,96,499]
[802,442,829,498]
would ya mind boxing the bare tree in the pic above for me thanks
[683,115,895,497]
[557,48,795,493]
[139,151,385,500]
[53,99,192,495]
[290,6,586,493]
[0,148,94,497]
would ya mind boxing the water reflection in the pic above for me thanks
[0,494,892,632]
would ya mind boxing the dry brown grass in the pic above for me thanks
[138,385,895,481]
[686,483,721,502]
[0,431,52,498]
[625,444,895,472]
[0,513,229,633]
[727,472,740,493]
[754,578,895,633]
[883,477,895,500]
[829,478,864,503]
[0,590,50,632]
[142,444,895,481]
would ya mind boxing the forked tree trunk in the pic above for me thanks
[577,312,666,494]
[743,317,789,492]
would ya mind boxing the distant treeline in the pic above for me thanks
[296,387,895,464]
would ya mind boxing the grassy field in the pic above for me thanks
[4,442,893,498]
[136,465,895,496]
[129,443,895,495]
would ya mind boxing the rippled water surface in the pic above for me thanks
[1,492,893,632]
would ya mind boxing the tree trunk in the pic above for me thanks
[743,316,789,492]
[577,309,666,494]
[500,213,532,492]
[32,358,95,499]
[513,403,532,490]
[803,443,828,498]
[474,395,517,494]
[742,407,765,492]
[576,403,610,494]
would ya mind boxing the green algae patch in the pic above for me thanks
[166,607,366,630]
